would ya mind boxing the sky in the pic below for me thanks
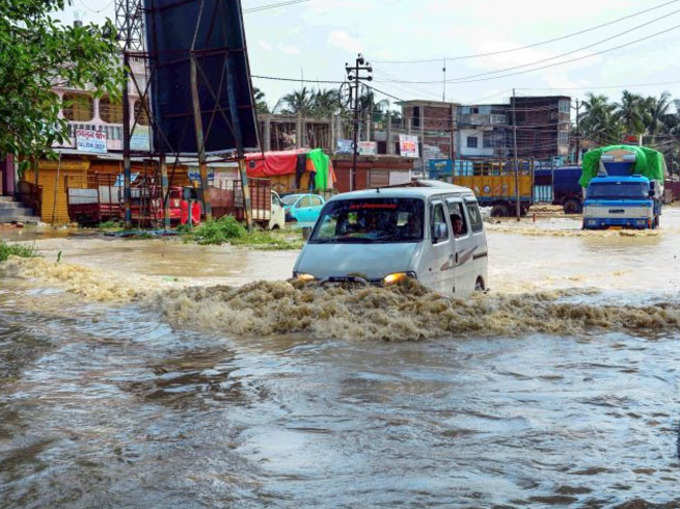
[58,0,680,112]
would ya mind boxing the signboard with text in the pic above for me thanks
[187,167,215,184]
[336,139,353,154]
[399,134,419,158]
[130,126,151,152]
[358,141,377,155]
[76,129,107,154]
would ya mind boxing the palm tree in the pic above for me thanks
[615,90,645,138]
[253,87,269,114]
[312,88,342,117]
[580,93,621,145]
[277,87,315,116]
[642,92,671,144]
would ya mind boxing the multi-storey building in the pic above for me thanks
[456,104,509,158]
[510,95,571,161]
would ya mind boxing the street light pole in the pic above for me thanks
[345,54,372,192]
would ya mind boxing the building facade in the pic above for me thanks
[456,104,509,158]
[510,95,571,161]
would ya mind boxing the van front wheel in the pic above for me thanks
[475,277,485,292]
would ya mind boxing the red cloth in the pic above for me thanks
[245,149,307,177]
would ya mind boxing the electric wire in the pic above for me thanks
[243,0,311,13]
[375,19,680,84]
[378,25,680,85]
[517,79,680,91]
[374,0,680,63]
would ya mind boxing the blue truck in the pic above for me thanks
[580,145,666,230]
[534,166,583,213]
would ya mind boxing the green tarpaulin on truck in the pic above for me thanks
[579,145,666,187]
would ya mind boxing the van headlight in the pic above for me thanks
[293,272,316,282]
[383,272,417,285]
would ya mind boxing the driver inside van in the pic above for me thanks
[451,214,464,237]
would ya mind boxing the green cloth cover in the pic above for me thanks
[580,145,666,188]
[308,148,330,191]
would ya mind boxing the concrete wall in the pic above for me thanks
[457,129,494,157]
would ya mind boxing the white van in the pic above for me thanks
[292,183,488,296]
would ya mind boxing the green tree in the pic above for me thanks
[615,90,645,137]
[311,88,342,117]
[641,92,671,144]
[253,87,269,114]
[277,87,315,115]
[580,93,622,145]
[0,0,123,170]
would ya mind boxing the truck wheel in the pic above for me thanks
[520,205,529,217]
[475,277,485,292]
[563,199,581,214]
[491,204,509,217]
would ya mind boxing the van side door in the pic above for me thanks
[422,199,455,295]
[465,198,488,289]
[446,198,474,293]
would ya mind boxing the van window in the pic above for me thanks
[465,201,484,232]
[446,200,468,237]
[298,196,311,207]
[309,196,323,206]
[430,203,449,243]
[310,198,424,244]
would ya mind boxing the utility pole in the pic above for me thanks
[442,58,447,102]
[573,99,581,164]
[512,88,520,221]
[449,103,455,161]
[345,54,372,191]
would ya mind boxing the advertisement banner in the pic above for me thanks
[399,134,419,158]
[76,129,107,154]
[336,139,353,154]
[130,126,151,151]
[428,158,453,176]
[358,141,377,155]
[187,167,215,184]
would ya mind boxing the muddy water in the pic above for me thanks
[2,210,680,507]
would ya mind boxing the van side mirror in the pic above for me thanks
[433,222,448,242]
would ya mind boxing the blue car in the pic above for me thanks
[281,193,325,224]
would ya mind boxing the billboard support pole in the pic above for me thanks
[160,152,169,230]
[188,0,211,222]
[123,51,132,227]
[189,53,212,221]
[238,158,252,230]
[512,88,521,222]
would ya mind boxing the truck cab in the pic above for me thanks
[583,175,659,229]
[581,146,664,230]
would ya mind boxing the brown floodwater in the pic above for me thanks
[1,209,680,507]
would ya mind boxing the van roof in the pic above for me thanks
[329,181,476,202]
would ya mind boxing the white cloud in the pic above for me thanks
[278,44,301,55]
[328,30,362,54]
[258,40,272,51]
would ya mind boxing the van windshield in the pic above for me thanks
[309,198,425,243]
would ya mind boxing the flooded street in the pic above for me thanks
[2,210,680,507]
